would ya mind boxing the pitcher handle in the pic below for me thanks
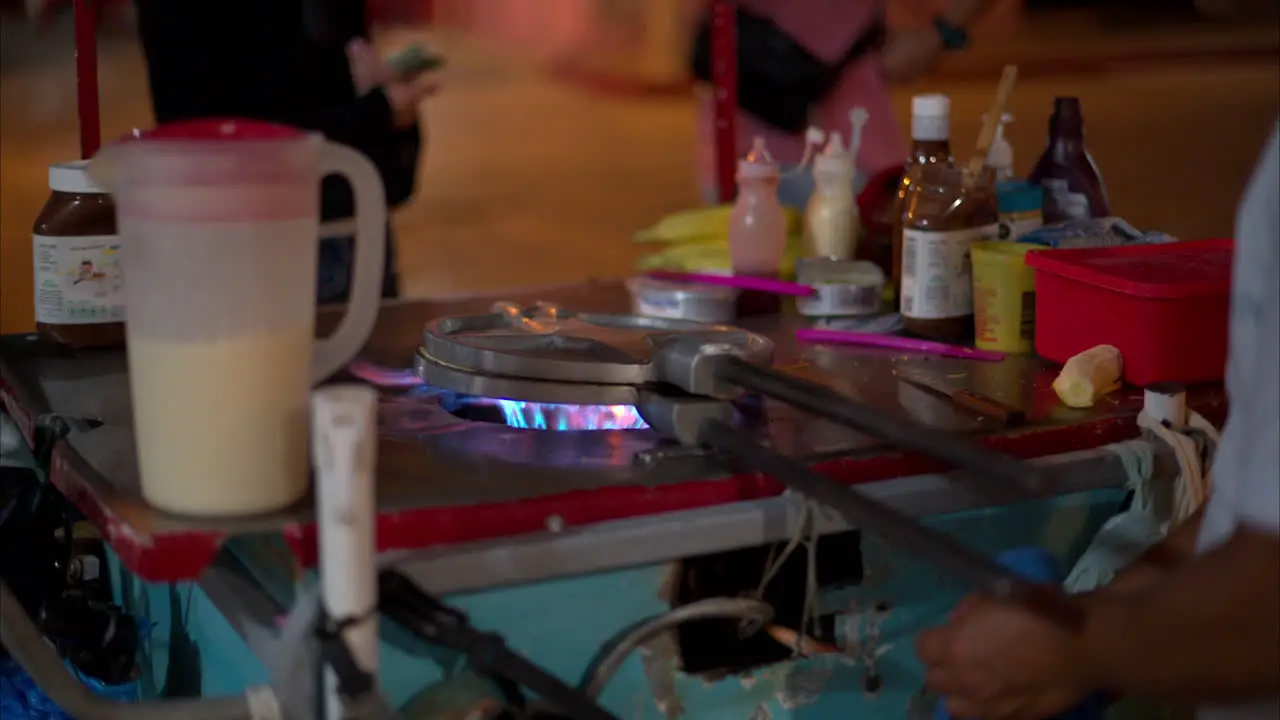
[312,142,388,383]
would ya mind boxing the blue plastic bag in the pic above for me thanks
[0,657,138,719]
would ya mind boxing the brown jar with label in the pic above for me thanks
[33,161,125,349]
[896,165,999,343]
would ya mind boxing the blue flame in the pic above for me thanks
[491,399,649,431]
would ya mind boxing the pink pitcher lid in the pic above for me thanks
[130,118,307,142]
[90,119,319,223]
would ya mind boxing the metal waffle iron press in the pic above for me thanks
[416,302,1084,630]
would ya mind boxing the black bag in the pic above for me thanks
[690,9,886,134]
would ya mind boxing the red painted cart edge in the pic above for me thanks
[48,403,1225,582]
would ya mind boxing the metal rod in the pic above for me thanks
[710,0,738,202]
[73,0,101,158]
[720,357,1052,496]
[697,419,1086,631]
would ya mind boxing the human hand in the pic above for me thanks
[347,38,439,129]
[347,38,393,95]
[917,595,1095,720]
[881,26,945,83]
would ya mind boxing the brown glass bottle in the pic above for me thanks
[899,165,999,343]
[33,161,125,349]
[891,94,955,302]
[1028,97,1109,225]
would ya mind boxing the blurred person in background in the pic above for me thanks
[133,0,436,304]
[693,0,994,208]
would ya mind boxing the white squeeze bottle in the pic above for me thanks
[804,131,857,259]
[728,137,788,278]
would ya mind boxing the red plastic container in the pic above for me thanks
[1026,239,1234,387]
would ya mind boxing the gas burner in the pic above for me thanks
[448,396,649,431]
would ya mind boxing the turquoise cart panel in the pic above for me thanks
[110,488,1124,718]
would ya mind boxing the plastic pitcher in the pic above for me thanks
[89,119,387,517]
[971,241,1038,354]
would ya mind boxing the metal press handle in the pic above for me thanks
[697,418,1086,632]
[717,356,1054,499]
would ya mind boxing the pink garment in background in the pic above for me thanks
[695,0,907,195]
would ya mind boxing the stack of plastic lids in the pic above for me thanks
[1018,217,1177,250]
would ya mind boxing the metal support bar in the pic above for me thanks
[697,419,1086,630]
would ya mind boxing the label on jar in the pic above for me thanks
[33,234,125,325]
[901,224,999,320]
[635,292,684,320]
[1040,178,1091,221]
[796,283,882,317]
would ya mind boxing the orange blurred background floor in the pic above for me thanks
[1,13,1277,333]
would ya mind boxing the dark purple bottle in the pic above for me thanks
[1028,98,1109,224]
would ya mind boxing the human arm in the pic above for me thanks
[920,129,1280,716]
[1075,525,1280,702]
[1078,271,1280,703]
[882,0,995,83]
[307,40,433,212]
[311,89,424,211]
[920,521,1279,718]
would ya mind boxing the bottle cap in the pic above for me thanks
[49,160,106,194]
[911,94,951,142]
[737,136,780,180]
[911,94,951,118]
[813,132,854,178]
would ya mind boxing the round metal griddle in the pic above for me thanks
[416,304,774,405]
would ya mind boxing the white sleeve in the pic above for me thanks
[1221,330,1279,535]
[1213,125,1280,536]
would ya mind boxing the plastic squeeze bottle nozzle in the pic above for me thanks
[804,131,858,259]
[728,137,788,277]
[986,112,1015,181]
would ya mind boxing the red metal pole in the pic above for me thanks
[73,0,101,159]
[710,0,737,203]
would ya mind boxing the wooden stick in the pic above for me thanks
[965,64,1019,183]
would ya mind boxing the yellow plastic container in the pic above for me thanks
[971,241,1039,354]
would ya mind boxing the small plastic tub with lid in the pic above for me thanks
[794,258,885,317]
[1026,238,1233,386]
[626,276,739,323]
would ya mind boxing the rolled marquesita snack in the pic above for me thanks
[1053,344,1123,408]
